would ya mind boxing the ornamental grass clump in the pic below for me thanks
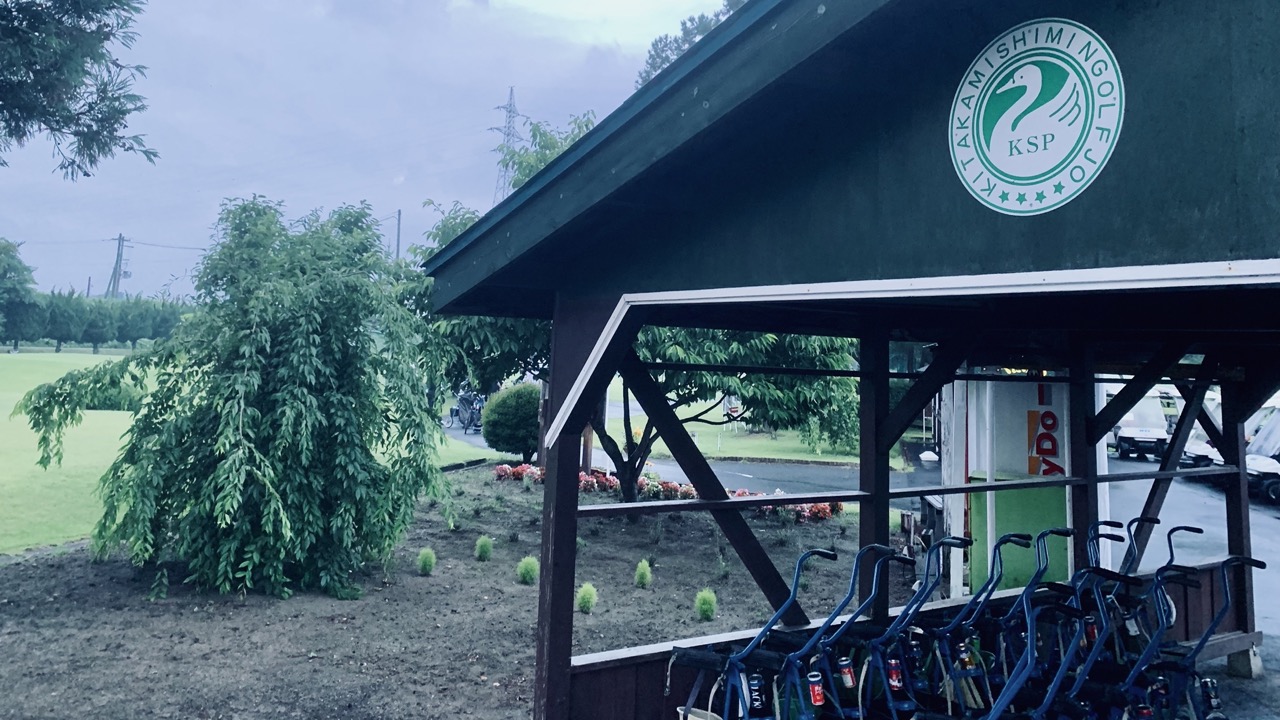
[475,535,493,562]
[576,583,598,614]
[516,556,539,585]
[417,548,437,576]
[695,588,717,621]
[634,559,653,589]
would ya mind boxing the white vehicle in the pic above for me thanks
[1104,385,1178,461]
[1181,391,1280,503]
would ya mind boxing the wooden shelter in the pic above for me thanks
[424,1,1280,718]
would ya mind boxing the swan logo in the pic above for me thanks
[950,19,1124,216]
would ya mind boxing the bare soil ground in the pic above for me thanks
[0,466,913,719]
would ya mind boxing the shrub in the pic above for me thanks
[417,548,437,576]
[480,384,541,463]
[634,559,653,589]
[15,200,447,599]
[695,588,717,621]
[474,535,493,562]
[576,583,598,613]
[516,556,539,585]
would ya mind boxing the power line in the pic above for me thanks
[131,241,206,251]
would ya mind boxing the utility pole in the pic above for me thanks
[395,209,402,259]
[105,234,126,299]
[85,277,92,298]
[491,87,521,206]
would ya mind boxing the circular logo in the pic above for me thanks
[949,19,1124,216]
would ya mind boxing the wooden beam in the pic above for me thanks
[1069,347,1099,569]
[859,329,892,619]
[578,490,871,518]
[1234,357,1280,422]
[1088,343,1189,445]
[878,342,973,455]
[535,293,641,720]
[1124,359,1217,571]
[1219,382,1255,635]
[618,350,809,626]
[575,466,1235,518]
[1176,382,1225,449]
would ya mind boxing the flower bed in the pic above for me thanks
[492,464,843,523]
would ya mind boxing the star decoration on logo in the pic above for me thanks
[1053,182,1065,195]
[1016,193,1027,205]
[999,191,1010,203]
[1035,191,1047,203]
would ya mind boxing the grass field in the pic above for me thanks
[0,352,129,554]
[603,377,876,465]
[0,352,499,554]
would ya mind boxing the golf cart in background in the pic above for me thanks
[1180,391,1280,503]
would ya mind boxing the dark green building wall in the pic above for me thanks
[502,0,1279,308]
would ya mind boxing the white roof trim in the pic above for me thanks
[545,259,1280,447]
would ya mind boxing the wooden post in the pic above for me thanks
[1068,347,1098,570]
[1219,382,1256,651]
[534,295,637,720]
[859,329,891,619]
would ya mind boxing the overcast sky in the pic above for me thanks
[0,0,722,297]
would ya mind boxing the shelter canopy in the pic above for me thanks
[425,0,1280,324]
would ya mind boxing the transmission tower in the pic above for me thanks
[491,87,522,206]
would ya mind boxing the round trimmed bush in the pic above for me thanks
[695,588,717,621]
[474,535,493,562]
[417,548,436,576]
[576,583,598,614]
[516,556,539,585]
[480,383,541,463]
[634,559,652,589]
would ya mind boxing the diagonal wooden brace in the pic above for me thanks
[618,350,809,626]
[1089,343,1189,445]
[1123,358,1218,572]
[877,341,974,456]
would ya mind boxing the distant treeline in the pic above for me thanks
[1,291,185,353]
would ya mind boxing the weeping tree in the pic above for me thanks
[16,197,449,598]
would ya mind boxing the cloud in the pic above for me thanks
[456,0,724,49]
[0,0,718,296]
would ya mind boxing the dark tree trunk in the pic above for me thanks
[617,465,639,504]
[10,339,17,352]
[522,450,533,463]
[131,339,138,351]
[92,343,100,354]
[55,340,63,352]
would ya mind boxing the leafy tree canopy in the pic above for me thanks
[636,0,746,88]
[17,197,449,598]
[45,287,88,351]
[415,201,550,395]
[422,105,860,503]
[0,238,37,335]
[0,0,157,178]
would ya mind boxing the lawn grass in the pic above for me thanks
[598,412,863,465]
[604,376,893,466]
[435,437,500,467]
[1,352,501,554]
[1,352,129,554]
